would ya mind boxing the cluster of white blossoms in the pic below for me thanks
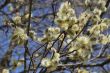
[41,58,52,67]
[41,49,60,72]
[38,0,110,65]
[38,27,60,43]
[12,27,28,45]
[2,69,9,73]
[68,36,92,60]
[85,0,107,11]
[88,23,108,36]
[12,13,33,26]
[77,36,90,46]
[98,34,110,44]
[13,15,22,25]
[55,1,77,30]
[76,36,92,60]
[29,30,37,40]
[54,0,110,61]
[55,1,91,37]
[45,27,60,38]
[78,11,92,27]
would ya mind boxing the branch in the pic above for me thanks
[58,58,110,68]
[24,0,33,73]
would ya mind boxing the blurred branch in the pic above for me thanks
[97,43,110,57]
[24,0,33,73]
[58,58,110,68]
[101,66,108,73]
[51,0,56,26]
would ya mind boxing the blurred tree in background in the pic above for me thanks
[0,0,110,73]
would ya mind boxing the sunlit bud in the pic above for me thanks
[17,61,22,66]
[52,52,60,62]
[29,30,36,40]
[85,0,90,6]
[99,34,109,44]
[12,27,28,45]
[93,8,102,15]
[13,15,21,24]
[2,69,9,73]
[77,36,90,45]
[41,58,51,67]
[24,13,33,19]
[77,68,89,73]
